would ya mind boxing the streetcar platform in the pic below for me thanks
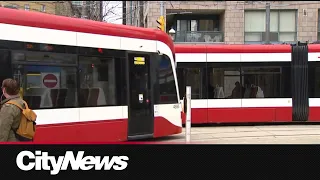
[152,125,320,144]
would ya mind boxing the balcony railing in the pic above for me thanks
[174,31,224,43]
[3,5,18,9]
[244,32,297,44]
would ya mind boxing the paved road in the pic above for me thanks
[152,125,320,144]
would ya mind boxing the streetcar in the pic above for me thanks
[0,7,182,142]
[176,43,320,124]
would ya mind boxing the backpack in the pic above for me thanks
[6,100,37,141]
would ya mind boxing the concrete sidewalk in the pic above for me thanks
[154,125,320,144]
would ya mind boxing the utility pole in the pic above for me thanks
[265,2,270,44]
[160,1,164,17]
[139,1,144,27]
[132,1,137,26]
[123,1,126,25]
[159,1,165,31]
[100,1,103,22]
[129,1,133,25]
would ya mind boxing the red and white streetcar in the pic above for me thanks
[176,43,320,124]
[0,7,182,142]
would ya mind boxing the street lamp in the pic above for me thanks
[168,28,176,41]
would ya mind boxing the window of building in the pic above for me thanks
[244,10,297,43]
[175,19,222,42]
[157,55,178,104]
[72,1,84,6]
[4,4,18,9]
[176,19,218,32]
[24,4,30,11]
[40,5,45,12]
[175,20,198,42]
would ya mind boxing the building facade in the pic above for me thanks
[125,1,147,27]
[0,1,56,14]
[56,1,103,21]
[0,1,102,21]
[133,1,320,44]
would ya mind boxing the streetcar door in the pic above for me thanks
[127,53,154,140]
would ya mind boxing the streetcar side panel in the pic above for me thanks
[0,20,181,142]
[176,44,320,124]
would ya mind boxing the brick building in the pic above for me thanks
[56,1,103,20]
[0,1,56,14]
[0,1,102,21]
[127,1,320,44]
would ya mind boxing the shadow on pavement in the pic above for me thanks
[135,134,185,143]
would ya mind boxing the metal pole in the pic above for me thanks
[130,1,133,25]
[186,86,191,143]
[160,1,165,31]
[100,1,103,21]
[123,1,126,25]
[265,2,270,44]
[139,1,144,27]
[160,1,164,16]
[133,1,138,26]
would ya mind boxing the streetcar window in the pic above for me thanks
[157,55,178,104]
[179,62,291,99]
[240,63,291,98]
[176,63,208,100]
[0,49,12,98]
[12,64,78,109]
[7,41,79,109]
[308,62,320,98]
[207,67,241,99]
[78,56,124,107]
[12,51,77,65]
[241,67,280,98]
[176,68,184,100]
[183,68,202,99]
[0,40,24,50]
[78,56,110,107]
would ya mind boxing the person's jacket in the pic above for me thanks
[0,96,24,142]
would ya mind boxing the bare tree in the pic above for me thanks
[102,1,123,22]
[56,1,123,22]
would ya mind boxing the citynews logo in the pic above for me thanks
[16,151,129,175]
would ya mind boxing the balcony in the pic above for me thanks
[174,31,224,43]
[3,5,18,9]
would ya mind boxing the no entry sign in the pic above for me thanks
[42,73,58,88]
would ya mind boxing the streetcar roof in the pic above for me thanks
[0,7,175,55]
[174,44,320,53]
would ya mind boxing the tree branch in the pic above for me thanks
[103,1,122,18]
[58,1,124,22]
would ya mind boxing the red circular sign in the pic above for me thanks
[43,74,58,88]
